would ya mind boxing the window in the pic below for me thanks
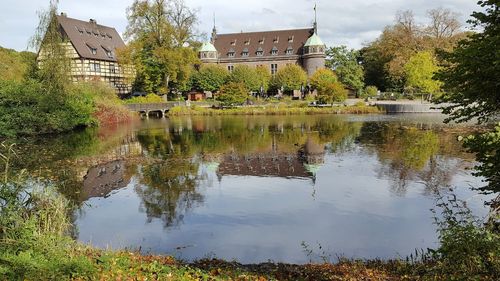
[256,47,263,56]
[288,36,294,43]
[286,47,293,55]
[88,45,97,55]
[76,26,84,35]
[273,36,279,43]
[228,65,234,72]
[89,62,101,72]
[271,64,278,75]
[242,48,249,57]
[102,46,113,58]
[259,38,264,44]
[228,48,235,57]
[110,64,116,74]
[244,40,250,45]
[230,40,236,46]
[271,46,278,55]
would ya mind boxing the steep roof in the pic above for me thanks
[304,33,325,47]
[214,28,314,59]
[200,42,217,52]
[56,14,125,62]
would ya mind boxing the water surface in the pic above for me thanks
[17,114,489,263]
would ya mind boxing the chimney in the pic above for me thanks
[60,12,67,17]
[89,19,97,25]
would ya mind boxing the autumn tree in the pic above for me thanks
[271,64,307,93]
[122,0,200,96]
[310,69,347,104]
[217,82,248,106]
[255,65,272,93]
[404,51,442,99]
[361,8,464,92]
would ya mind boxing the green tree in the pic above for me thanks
[226,65,260,92]
[122,0,200,96]
[435,0,500,196]
[326,46,365,93]
[271,64,307,92]
[217,82,248,106]
[404,51,442,98]
[190,64,229,92]
[255,65,272,93]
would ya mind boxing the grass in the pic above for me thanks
[167,103,381,117]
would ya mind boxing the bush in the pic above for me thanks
[317,82,348,104]
[426,194,500,278]
[362,85,378,99]
[190,65,229,93]
[217,82,249,106]
[124,94,164,104]
[0,79,96,137]
[226,65,260,92]
[310,68,338,89]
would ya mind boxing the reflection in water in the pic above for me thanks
[12,115,487,263]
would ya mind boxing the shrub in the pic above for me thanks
[362,85,378,99]
[124,94,164,104]
[310,68,338,89]
[317,82,348,104]
[217,82,249,106]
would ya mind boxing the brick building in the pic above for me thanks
[199,16,326,77]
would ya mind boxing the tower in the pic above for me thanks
[199,14,218,64]
[303,3,326,76]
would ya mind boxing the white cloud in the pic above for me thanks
[0,0,480,51]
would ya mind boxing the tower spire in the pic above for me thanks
[313,3,318,34]
[211,12,217,44]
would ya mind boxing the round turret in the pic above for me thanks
[303,33,326,76]
[199,42,218,63]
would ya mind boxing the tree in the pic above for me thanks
[309,68,338,89]
[404,51,442,98]
[361,8,465,92]
[190,65,228,92]
[122,0,200,95]
[271,64,307,92]
[217,82,248,106]
[362,85,379,99]
[226,65,260,92]
[436,1,499,124]
[310,69,347,104]
[255,65,272,93]
[326,46,365,93]
[435,0,499,196]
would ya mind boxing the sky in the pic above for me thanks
[0,0,480,52]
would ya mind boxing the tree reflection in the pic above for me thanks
[136,159,204,227]
[357,123,469,195]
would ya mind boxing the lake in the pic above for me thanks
[15,114,490,264]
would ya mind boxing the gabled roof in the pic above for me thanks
[56,14,125,62]
[214,28,314,59]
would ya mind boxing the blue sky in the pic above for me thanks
[0,0,480,51]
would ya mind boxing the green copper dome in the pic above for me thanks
[304,33,324,47]
[200,42,217,52]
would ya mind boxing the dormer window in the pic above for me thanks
[228,48,235,57]
[271,46,278,55]
[288,36,294,43]
[259,38,265,44]
[273,36,279,43]
[256,47,263,56]
[242,48,249,57]
[286,47,294,55]
[244,39,250,45]
[85,28,92,35]
[106,33,113,39]
[101,45,113,58]
[76,26,84,35]
[86,43,97,55]
[230,40,236,46]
